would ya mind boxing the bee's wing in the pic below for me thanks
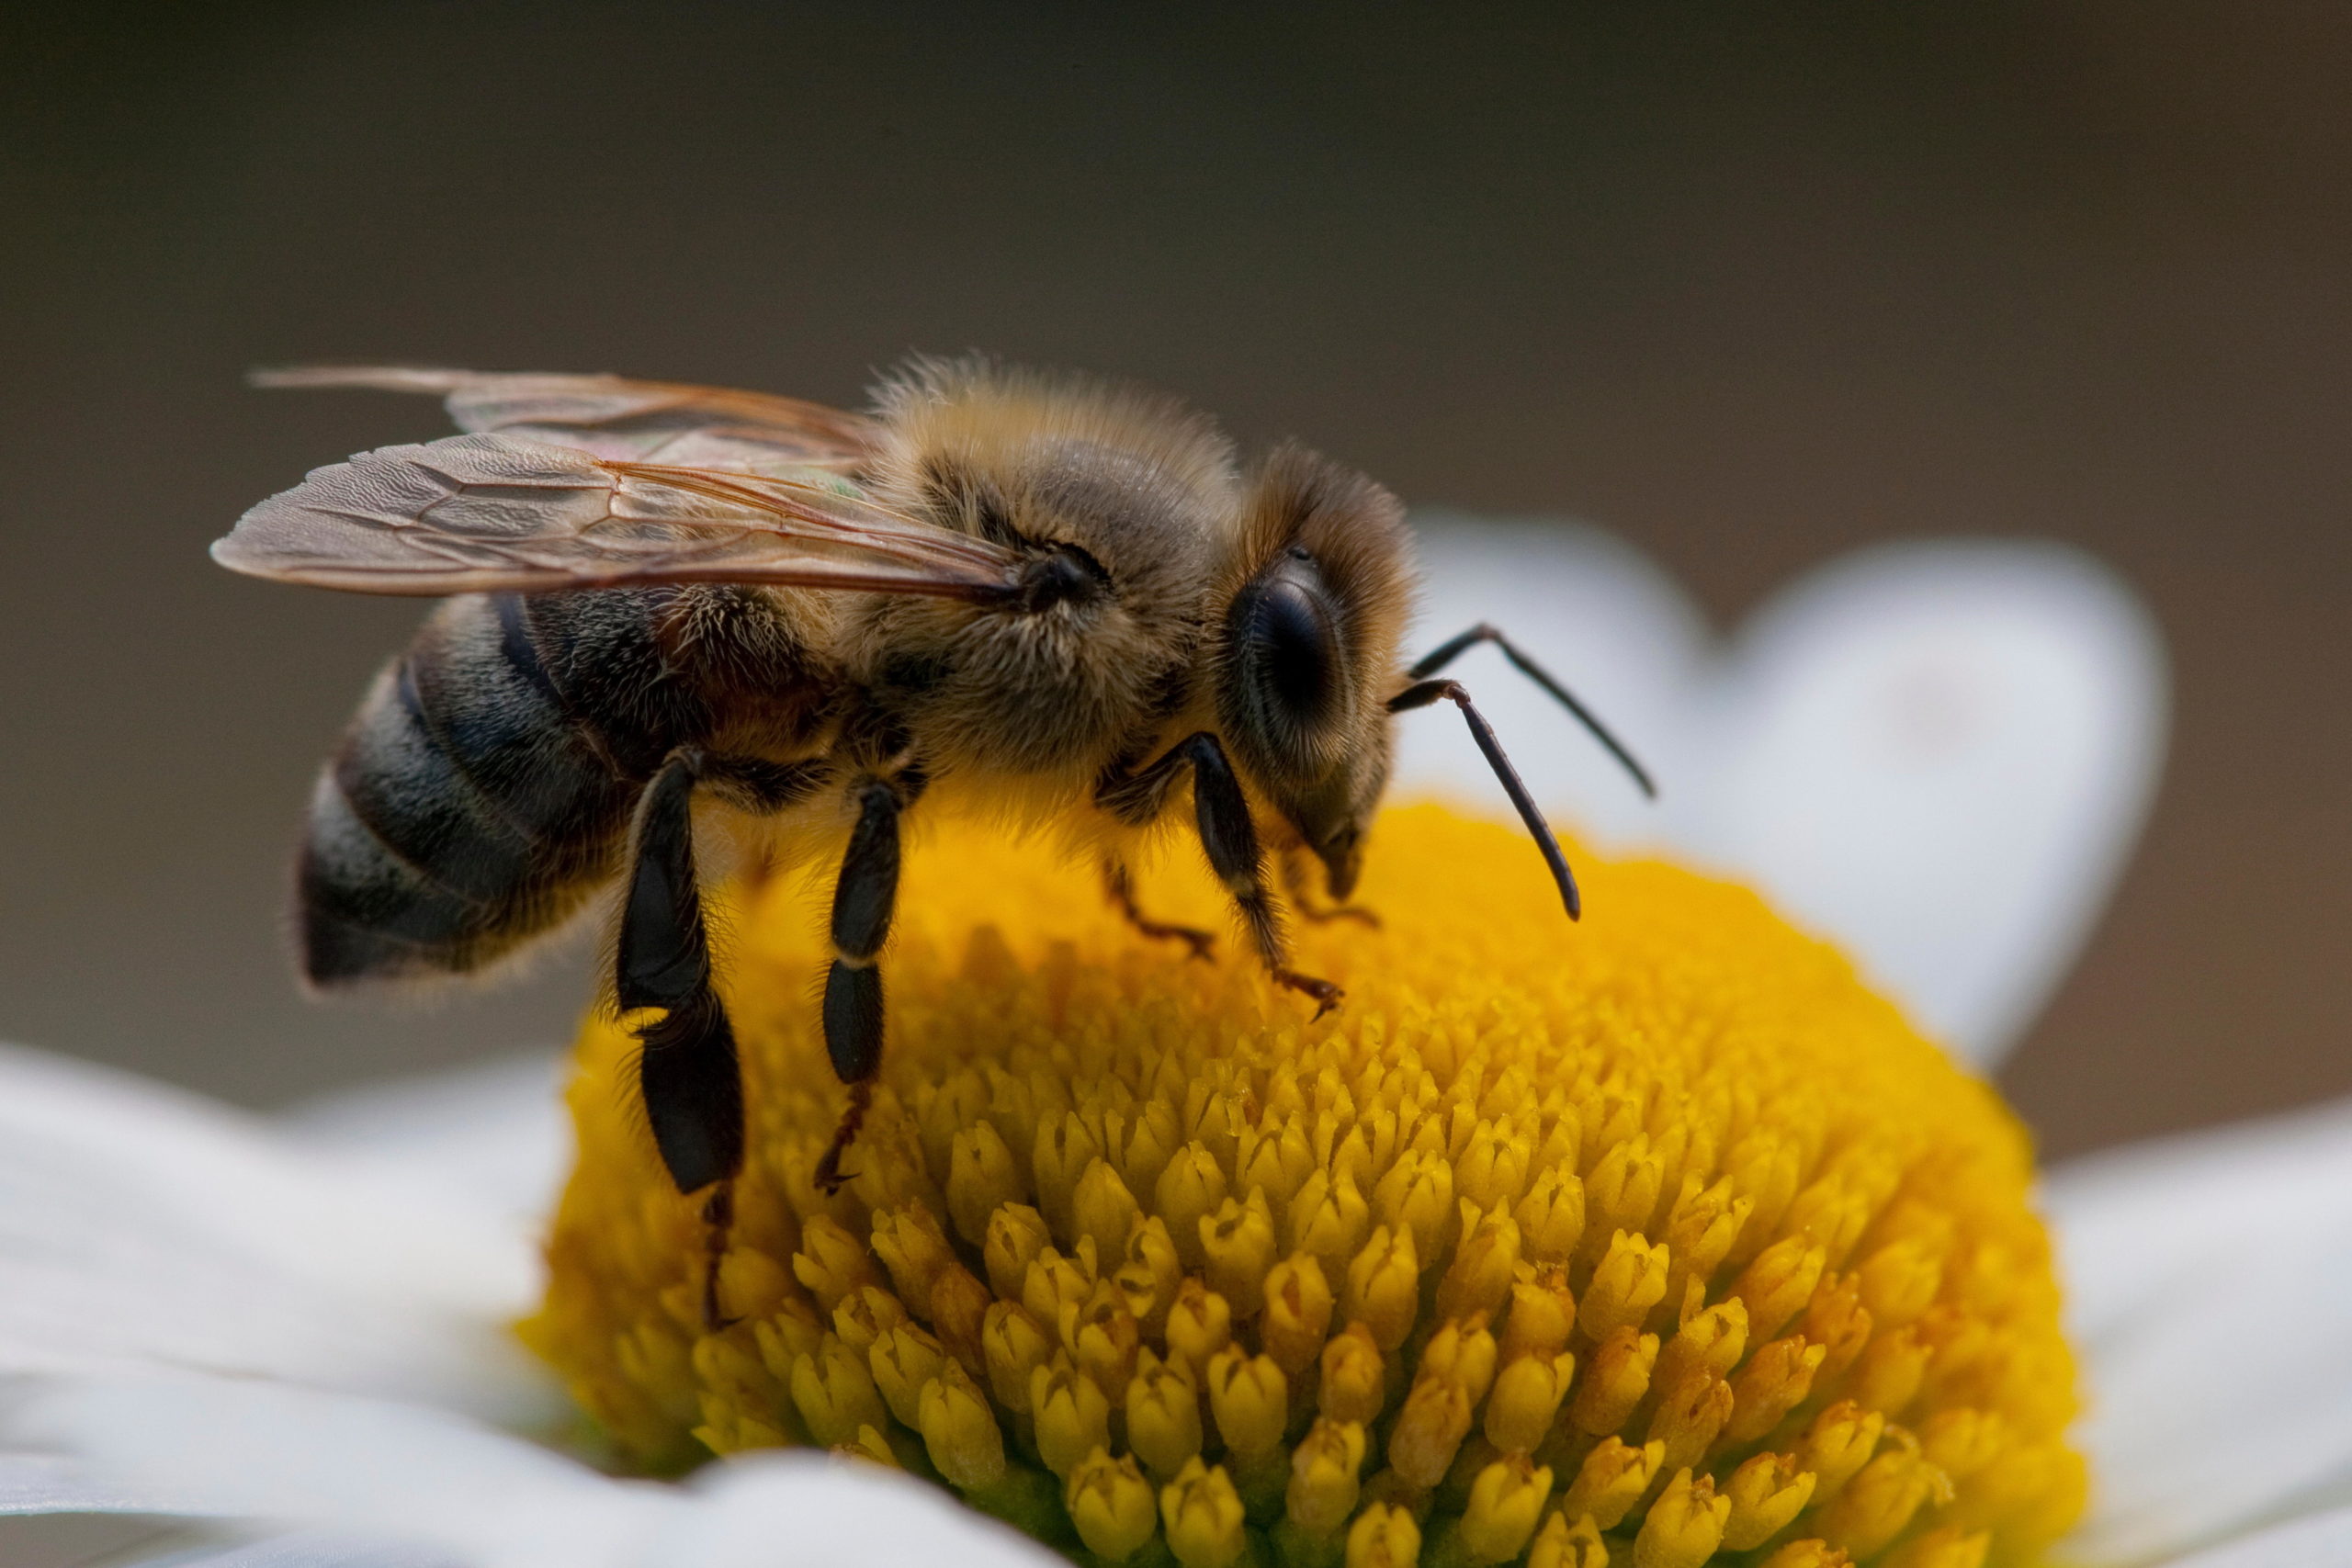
[251,366,880,472]
[212,434,1023,600]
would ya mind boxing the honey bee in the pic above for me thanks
[216,359,1651,1325]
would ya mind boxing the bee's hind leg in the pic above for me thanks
[621,750,746,1333]
[623,750,829,1328]
[814,775,913,1196]
[1103,859,1216,960]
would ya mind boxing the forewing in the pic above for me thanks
[211,433,1023,599]
[251,366,881,472]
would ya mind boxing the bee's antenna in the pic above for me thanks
[1389,677,1581,920]
[1408,623,1657,799]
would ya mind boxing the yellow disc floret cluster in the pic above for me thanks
[524,805,2083,1568]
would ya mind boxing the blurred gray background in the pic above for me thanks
[4,1,2348,1163]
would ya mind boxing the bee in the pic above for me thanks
[215,359,1652,1325]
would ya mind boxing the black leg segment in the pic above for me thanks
[822,962,886,1082]
[618,748,745,1329]
[814,778,905,1194]
[829,780,902,971]
[1408,622,1656,799]
[619,750,744,1195]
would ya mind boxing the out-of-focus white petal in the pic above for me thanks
[2150,1503,2352,1568]
[137,1535,461,1568]
[1393,515,1704,849]
[2051,1094,2352,1341]
[649,1451,1068,1568]
[0,1044,553,1424]
[0,1450,228,1517]
[280,1051,571,1239]
[1675,541,2165,1066]
[1399,526,2165,1069]
[13,1374,1071,1568]
[6,1375,668,1568]
[2047,1097,2352,1564]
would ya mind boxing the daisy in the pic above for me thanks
[6,523,2334,1568]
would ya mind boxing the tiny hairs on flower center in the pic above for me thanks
[523,805,2083,1568]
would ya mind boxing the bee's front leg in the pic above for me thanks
[1103,858,1217,960]
[1279,846,1382,930]
[1099,733,1340,1019]
[814,774,914,1195]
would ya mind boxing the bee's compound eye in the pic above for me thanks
[1239,557,1340,730]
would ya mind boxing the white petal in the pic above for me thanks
[0,1450,235,1517]
[6,1374,669,1568]
[279,1050,572,1240]
[136,1534,462,1567]
[2150,1503,2352,1568]
[1670,540,2165,1066]
[1398,526,2165,1069]
[1393,514,1703,848]
[14,1374,1072,1568]
[649,1452,1067,1568]
[2048,1097,2352,1562]
[0,1043,554,1423]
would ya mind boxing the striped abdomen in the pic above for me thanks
[299,592,644,985]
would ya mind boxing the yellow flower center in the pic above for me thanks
[524,805,2083,1568]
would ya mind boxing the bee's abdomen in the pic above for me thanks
[299,594,636,987]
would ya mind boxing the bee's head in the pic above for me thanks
[1214,446,1414,898]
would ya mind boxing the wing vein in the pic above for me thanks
[215,432,1025,601]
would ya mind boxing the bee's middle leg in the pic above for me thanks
[814,776,907,1195]
[1103,859,1216,960]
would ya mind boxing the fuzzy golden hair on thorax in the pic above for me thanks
[862,355,1244,558]
[833,356,1250,778]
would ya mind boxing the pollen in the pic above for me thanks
[522,805,2083,1565]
